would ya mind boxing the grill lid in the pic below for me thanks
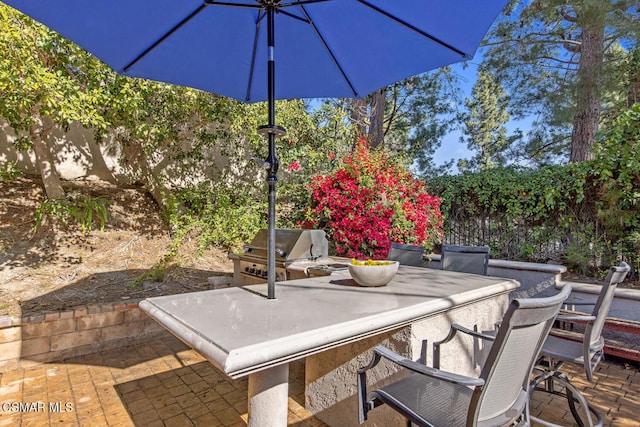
[242,229,328,263]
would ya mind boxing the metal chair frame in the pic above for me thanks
[388,242,424,267]
[357,286,572,427]
[440,245,490,275]
[531,261,631,427]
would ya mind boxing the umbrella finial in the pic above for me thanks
[260,0,283,9]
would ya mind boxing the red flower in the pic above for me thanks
[286,160,300,171]
[298,136,443,259]
[329,152,336,160]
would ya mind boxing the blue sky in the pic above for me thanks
[432,61,480,168]
[432,60,535,170]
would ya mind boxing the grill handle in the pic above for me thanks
[243,245,286,258]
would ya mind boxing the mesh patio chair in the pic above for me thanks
[441,245,490,275]
[357,285,572,427]
[388,242,425,267]
[531,261,631,427]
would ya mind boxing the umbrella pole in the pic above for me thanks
[262,5,285,300]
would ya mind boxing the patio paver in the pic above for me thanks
[0,335,638,426]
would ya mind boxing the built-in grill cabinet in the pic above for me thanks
[231,229,334,285]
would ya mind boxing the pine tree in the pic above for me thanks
[483,0,640,163]
[460,70,511,171]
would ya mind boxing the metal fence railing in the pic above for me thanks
[444,218,566,262]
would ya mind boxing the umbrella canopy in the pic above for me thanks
[5,0,508,298]
[6,0,507,102]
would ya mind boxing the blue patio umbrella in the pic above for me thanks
[4,0,507,299]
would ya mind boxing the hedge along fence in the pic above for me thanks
[427,105,640,277]
[429,166,600,270]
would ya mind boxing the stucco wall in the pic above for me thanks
[1,121,131,183]
[0,120,254,187]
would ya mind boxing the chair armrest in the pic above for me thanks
[432,323,496,368]
[450,324,497,342]
[563,300,596,312]
[563,300,594,306]
[369,345,484,387]
[357,345,484,423]
[433,323,496,349]
[556,313,596,322]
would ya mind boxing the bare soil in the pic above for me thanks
[0,176,234,318]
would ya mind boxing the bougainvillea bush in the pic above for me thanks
[300,137,443,259]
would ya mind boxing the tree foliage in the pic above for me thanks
[459,70,511,171]
[343,69,461,175]
[429,103,640,273]
[483,0,640,164]
[591,103,640,269]
[0,5,110,199]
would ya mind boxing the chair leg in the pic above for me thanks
[531,371,603,427]
[554,372,602,427]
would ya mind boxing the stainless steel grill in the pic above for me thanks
[232,229,345,285]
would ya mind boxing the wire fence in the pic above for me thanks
[443,206,617,262]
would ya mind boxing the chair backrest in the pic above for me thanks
[468,285,572,426]
[387,242,424,267]
[585,261,630,351]
[441,245,490,275]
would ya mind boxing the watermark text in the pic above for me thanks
[1,401,74,413]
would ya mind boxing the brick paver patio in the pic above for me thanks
[1,335,638,426]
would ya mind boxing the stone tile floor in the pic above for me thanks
[0,335,638,426]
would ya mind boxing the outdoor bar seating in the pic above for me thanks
[387,242,425,267]
[531,261,631,427]
[441,244,490,275]
[357,285,572,426]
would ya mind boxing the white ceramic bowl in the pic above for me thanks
[348,261,399,287]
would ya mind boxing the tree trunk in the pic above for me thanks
[30,118,66,200]
[627,50,640,108]
[349,97,368,146]
[569,7,604,162]
[369,88,386,149]
[121,139,170,211]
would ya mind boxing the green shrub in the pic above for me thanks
[33,195,109,234]
[167,184,266,254]
[129,263,167,289]
[427,154,638,273]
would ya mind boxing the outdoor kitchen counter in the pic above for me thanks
[140,267,519,426]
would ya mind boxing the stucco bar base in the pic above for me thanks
[305,293,509,426]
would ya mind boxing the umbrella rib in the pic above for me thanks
[245,9,265,102]
[124,1,262,73]
[278,9,311,23]
[298,5,359,98]
[356,0,470,59]
[205,1,261,7]
[123,4,208,72]
[280,0,333,7]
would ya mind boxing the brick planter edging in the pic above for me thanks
[0,301,168,370]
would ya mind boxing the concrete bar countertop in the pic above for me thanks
[139,266,519,379]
